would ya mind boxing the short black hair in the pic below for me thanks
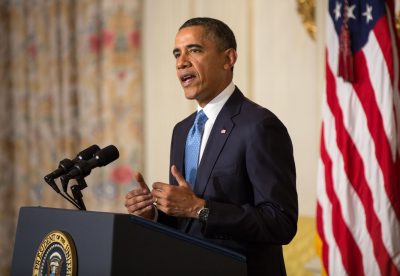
[179,17,237,51]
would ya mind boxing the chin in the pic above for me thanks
[183,89,199,101]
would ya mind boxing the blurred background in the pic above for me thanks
[0,0,325,275]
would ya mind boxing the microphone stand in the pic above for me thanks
[70,178,87,211]
[60,177,88,211]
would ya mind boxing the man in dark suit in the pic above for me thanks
[125,17,298,275]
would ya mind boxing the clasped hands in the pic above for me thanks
[125,165,205,220]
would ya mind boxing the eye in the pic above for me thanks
[189,48,201,54]
[172,48,182,59]
[173,52,180,59]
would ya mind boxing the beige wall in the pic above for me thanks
[143,0,326,216]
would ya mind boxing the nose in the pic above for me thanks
[176,53,190,70]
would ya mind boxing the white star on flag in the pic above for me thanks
[334,1,342,21]
[347,4,357,20]
[362,4,373,23]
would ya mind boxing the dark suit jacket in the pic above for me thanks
[159,87,298,275]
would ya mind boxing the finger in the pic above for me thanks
[134,204,154,216]
[125,193,152,206]
[125,187,150,199]
[152,182,169,191]
[171,165,190,188]
[134,204,156,219]
[125,193,153,212]
[151,186,166,201]
[126,198,154,213]
[133,171,150,191]
[154,202,180,217]
[152,192,169,205]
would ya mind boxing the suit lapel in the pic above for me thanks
[194,88,244,196]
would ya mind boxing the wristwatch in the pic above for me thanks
[197,206,209,223]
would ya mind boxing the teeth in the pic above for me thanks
[181,74,194,81]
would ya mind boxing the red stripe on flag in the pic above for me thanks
[352,49,400,220]
[319,114,364,275]
[326,61,398,275]
[373,17,394,83]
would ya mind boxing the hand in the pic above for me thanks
[151,165,205,218]
[125,171,156,220]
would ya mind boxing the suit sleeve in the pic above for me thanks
[203,116,298,244]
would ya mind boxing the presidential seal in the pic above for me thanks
[32,230,77,276]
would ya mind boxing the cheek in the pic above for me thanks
[193,58,223,83]
[204,65,223,82]
[192,63,206,82]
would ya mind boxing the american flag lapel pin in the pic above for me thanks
[220,129,226,134]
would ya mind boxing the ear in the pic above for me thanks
[223,48,237,70]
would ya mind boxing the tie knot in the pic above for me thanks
[195,110,208,127]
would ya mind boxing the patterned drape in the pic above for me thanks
[0,0,143,273]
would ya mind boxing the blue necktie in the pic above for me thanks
[185,110,208,188]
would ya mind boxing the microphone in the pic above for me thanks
[44,144,100,183]
[60,145,119,184]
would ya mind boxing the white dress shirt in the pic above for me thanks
[197,82,235,163]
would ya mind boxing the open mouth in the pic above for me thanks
[180,73,196,86]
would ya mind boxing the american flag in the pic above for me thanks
[317,0,400,275]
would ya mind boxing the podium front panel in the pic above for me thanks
[11,207,246,275]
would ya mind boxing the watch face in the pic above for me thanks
[199,207,209,222]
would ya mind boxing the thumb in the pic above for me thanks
[171,165,190,188]
[133,171,149,191]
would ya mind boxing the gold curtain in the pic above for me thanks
[0,0,143,273]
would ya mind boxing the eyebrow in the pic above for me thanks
[172,44,204,56]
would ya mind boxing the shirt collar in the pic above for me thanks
[197,82,235,122]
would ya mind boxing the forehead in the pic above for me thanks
[174,25,214,48]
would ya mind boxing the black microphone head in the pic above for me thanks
[60,145,119,183]
[75,144,100,161]
[59,158,74,170]
[95,145,119,166]
[44,158,74,182]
